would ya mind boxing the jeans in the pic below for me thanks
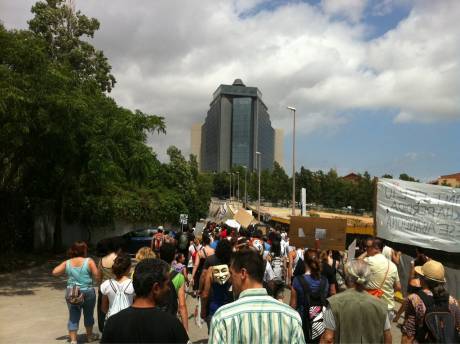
[66,288,96,331]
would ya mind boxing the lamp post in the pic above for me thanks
[228,172,232,201]
[243,166,247,208]
[256,151,261,222]
[287,106,296,216]
[236,171,240,205]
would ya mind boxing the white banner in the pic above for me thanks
[376,178,460,252]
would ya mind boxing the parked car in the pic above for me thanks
[97,228,177,256]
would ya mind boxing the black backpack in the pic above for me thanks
[415,290,459,343]
[296,275,328,341]
[159,270,179,316]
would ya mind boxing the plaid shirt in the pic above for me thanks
[209,288,305,344]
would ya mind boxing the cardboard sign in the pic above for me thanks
[289,217,346,250]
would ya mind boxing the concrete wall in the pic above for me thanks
[33,214,151,250]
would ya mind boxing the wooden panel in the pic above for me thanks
[289,216,347,251]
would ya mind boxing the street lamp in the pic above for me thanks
[227,172,232,201]
[243,166,247,208]
[256,151,261,222]
[287,106,296,216]
[236,171,240,205]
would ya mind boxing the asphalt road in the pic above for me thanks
[0,258,402,343]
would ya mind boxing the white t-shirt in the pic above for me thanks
[364,253,399,310]
[100,278,135,307]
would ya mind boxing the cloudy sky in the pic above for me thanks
[2,0,459,181]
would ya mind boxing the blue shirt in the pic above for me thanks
[210,240,219,249]
[293,274,329,308]
[66,258,93,290]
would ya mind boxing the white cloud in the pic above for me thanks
[321,0,368,23]
[1,0,459,163]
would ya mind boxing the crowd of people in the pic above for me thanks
[52,223,460,343]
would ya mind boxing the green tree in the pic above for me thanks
[399,173,419,182]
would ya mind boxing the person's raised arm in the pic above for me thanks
[52,260,67,276]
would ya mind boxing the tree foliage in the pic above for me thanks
[0,1,210,251]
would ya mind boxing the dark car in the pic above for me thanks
[97,228,177,257]
[121,228,158,255]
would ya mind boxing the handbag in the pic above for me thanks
[66,285,84,305]
[367,261,389,298]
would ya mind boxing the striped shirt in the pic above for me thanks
[209,288,305,344]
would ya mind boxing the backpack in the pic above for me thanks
[296,275,328,341]
[159,270,179,316]
[178,233,189,251]
[106,280,133,319]
[270,254,285,282]
[415,290,459,343]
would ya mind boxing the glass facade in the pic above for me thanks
[231,98,252,168]
[201,80,275,172]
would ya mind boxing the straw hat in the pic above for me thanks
[414,260,446,283]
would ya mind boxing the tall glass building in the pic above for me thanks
[200,79,275,172]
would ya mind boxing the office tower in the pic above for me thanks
[200,79,275,172]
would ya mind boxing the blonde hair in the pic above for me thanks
[135,247,156,261]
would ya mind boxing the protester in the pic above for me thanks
[320,250,337,296]
[100,253,134,319]
[401,260,460,343]
[290,254,329,343]
[52,241,100,344]
[321,259,392,344]
[393,247,428,323]
[135,246,156,262]
[159,242,189,332]
[200,240,234,331]
[172,252,188,278]
[101,258,189,343]
[363,237,401,321]
[96,238,118,332]
[188,237,201,276]
[209,249,305,344]
[381,241,401,266]
[266,239,287,301]
[151,227,164,254]
[331,250,346,293]
[190,234,214,294]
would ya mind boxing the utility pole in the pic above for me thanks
[243,166,247,208]
[256,152,261,222]
[287,106,296,216]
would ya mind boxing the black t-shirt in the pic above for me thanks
[321,262,337,286]
[101,306,189,343]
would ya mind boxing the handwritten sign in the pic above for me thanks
[376,178,460,252]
